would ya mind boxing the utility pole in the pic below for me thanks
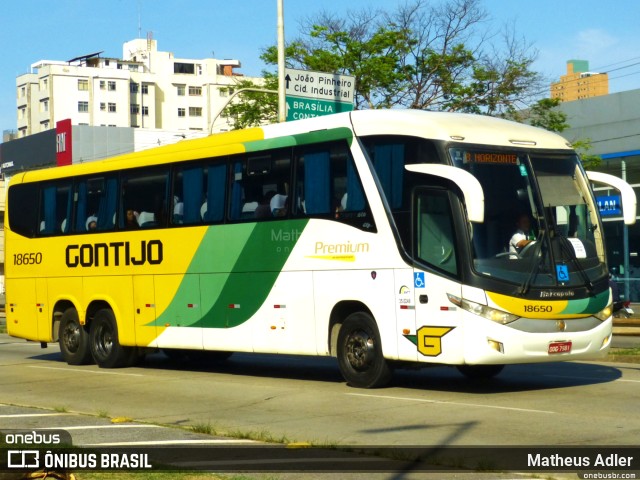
[277,0,286,122]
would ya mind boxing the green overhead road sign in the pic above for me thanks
[284,68,355,121]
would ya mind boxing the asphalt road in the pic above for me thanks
[1,333,639,450]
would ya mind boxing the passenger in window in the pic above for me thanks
[334,193,348,218]
[137,211,156,228]
[255,191,276,219]
[201,199,208,221]
[86,215,98,232]
[173,196,184,224]
[125,209,139,229]
[270,194,288,217]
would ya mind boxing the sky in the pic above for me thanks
[1,0,639,132]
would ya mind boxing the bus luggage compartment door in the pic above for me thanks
[133,275,158,348]
[6,278,39,341]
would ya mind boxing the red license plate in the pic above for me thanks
[548,341,572,354]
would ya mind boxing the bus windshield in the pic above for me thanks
[450,147,607,289]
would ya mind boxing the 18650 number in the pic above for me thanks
[13,252,43,265]
[524,304,552,313]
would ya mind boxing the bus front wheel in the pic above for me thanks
[337,313,392,388]
[457,364,505,380]
[59,308,92,365]
[89,309,137,368]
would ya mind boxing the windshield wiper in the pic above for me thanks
[519,228,547,296]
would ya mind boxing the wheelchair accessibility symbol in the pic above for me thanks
[556,264,570,282]
[414,272,425,289]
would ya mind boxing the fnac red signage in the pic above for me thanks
[56,119,72,166]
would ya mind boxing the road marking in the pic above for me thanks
[40,425,161,430]
[28,365,144,377]
[0,413,71,418]
[83,439,257,446]
[345,393,556,414]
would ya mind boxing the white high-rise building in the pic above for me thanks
[16,38,258,137]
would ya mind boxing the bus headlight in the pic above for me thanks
[594,303,613,321]
[448,294,519,325]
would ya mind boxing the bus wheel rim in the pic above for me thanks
[345,329,375,371]
[63,323,81,353]
[96,324,114,358]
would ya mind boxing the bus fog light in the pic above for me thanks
[487,339,504,353]
[601,334,612,349]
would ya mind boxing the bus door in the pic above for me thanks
[133,275,158,348]
[411,188,464,364]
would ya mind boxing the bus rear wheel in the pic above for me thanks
[89,309,137,368]
[457,364,505,380]
[59,308,92,365]
[337,312,392,388]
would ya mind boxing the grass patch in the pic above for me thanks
[0,324,6,334]
[610,347,640,356]
[191,421,216,435]
[226,428,290,444]
[54,405,69,413]
[97,409,109,418]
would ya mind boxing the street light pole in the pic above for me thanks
[277,0,286,122]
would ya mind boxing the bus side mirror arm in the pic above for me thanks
[586,171,637,225]
[405,164,485,223]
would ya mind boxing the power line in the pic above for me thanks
[592,56,640,71]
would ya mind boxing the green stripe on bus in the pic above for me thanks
[243,127,353,153]
[560,289,609,314]
[151,219,309,329]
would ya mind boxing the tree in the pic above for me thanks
[510,97,569,132]
[571,138,601,169]
[225,0,545,128]
[220,74,278,130]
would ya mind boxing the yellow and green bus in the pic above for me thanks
[5,110,636,388]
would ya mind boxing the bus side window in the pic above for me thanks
[414,189,458,276]
[39,182,72,236]
[228,149,291,222]
[203,163,226,223]
[73,177,118,233]
[294,142,375,232]
[172,161,227,226]
[121,168,169,229]
[8,183,39,238]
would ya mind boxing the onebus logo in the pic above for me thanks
[65,240,163,268]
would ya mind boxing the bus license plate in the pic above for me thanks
[548,341,572,354]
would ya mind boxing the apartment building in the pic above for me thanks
[16,38,258,137]
[551,59,609,102]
